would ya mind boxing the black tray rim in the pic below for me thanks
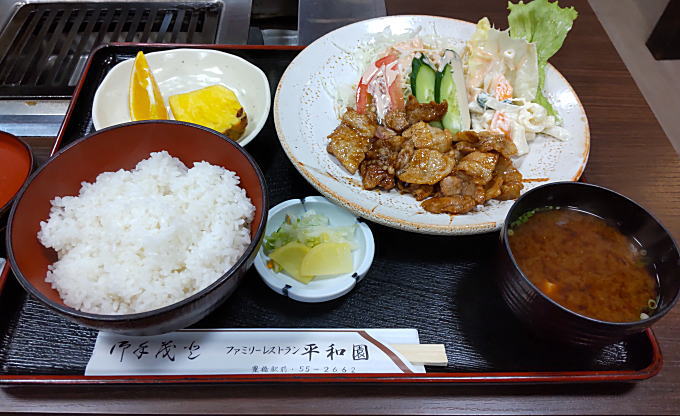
[0,42,664,385]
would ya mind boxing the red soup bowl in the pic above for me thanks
[0,131,33,224]
[6,121,268,335]
[498,182,680,346]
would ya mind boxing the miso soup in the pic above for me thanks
[508,208,658,322]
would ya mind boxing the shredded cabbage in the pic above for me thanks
[264,210,356,254]
[327,25,465,118]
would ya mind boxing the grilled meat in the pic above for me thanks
[375,125,398,140]
[397,181,435,201]
[403,122,453,153]
[360,159,396,190]
[397,148,455,185]
[455,140,478,155]
[422,195,477,214]
[327,96,525,215]
[493,155,524,200]
[360,133,405,190]
[342,108,377,137]
[405,95,448,124]
[327,124,371,174]
[455,151,499,185]
[439,172,486,205]
[473,131,517,158]
[455,130,518,158]
[328,108,378,174]
[384,110,410,132]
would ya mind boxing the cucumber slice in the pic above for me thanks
[434,70,444,103]
[411,57,436,103]
[437,52,471,134]
[439,64,461,132]
[410,58,422,95]
[436,49,456,103]
[438,64,455,104]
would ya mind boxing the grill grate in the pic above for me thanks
[0,2,222,98]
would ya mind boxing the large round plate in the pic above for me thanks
[92,49,271,147]
[274,15,589,235]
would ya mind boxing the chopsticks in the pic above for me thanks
[391,344,448,366]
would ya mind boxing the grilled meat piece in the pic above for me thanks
[475,132,517,158]
[455,130,517,158]
[405,95,448,125]
[455,151,499,185]
[484,176,504,200]
[493,155,524,200]
[327,124,371,174]
[397,181,435,201]
[360,159,396,190]
[396,139,415,171]
[422,195,477,214]
[403,122,453,153]
[439,172,486,204]
[341,108,377,138]
[455,140,478,155]
[327,108,379,174]
[397,148,455,185]
[365,134,404,161]
[384,110,410,132]
[455,130,480,143]
[375,125,398,140]
[360,133,405,190]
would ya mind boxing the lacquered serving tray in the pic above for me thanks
[0,43,662,384]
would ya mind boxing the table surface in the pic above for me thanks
[3,0,680,414]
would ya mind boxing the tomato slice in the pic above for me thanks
[356,54,402,114]
[388,72,404,111]
[374,54,398,68]
[356,83,369,114]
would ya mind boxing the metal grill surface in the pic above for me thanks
[0,2,222,98]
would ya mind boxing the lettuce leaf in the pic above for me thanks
[507,0,578,117]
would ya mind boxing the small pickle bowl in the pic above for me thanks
[498,182,680,346]
[254,196,375,303]
[6,121,268,335]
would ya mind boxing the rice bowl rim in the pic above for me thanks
[6,120,268,322]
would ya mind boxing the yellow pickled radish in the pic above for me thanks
[300,242,353,277]
[129,51,168,121]
[268,242,314,283]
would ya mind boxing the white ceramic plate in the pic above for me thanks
[254,196,375,303]
[274,15,590,235]
[92,48,271,146]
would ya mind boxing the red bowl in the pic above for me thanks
[0,131,33,221]
[6,121,268,335]
[498,182,680,346]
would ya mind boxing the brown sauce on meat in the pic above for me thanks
[508,208,657,322]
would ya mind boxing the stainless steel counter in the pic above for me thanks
[0,0,384,139]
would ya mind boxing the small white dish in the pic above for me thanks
[92,48,271,146]
[254,196,375,303]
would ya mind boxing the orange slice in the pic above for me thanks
[129,51,168,121]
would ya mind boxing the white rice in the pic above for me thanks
[38,151,255,315]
